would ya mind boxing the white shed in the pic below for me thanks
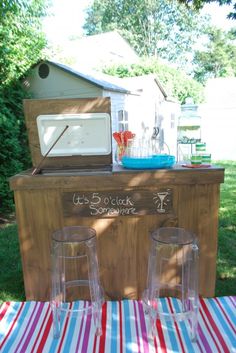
[199,77,236,160]
[23,60,178,156]
[57,31,140,69]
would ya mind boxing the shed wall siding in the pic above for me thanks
[25,64,103,99]
[102,90,126,133]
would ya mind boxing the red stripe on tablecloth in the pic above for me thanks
[0,302,24,350]
[200,298,231,353]
[98,302,107,353]
[92,332,98,353]
[57,302,73,353]
[167,297,186,353]
[0,302,10,321]
[30,303,51,353]
[119,301,123,353]
[153,335,158,353]
[156,319,167,353]
[36,307,52,353]
[215,297,236,334]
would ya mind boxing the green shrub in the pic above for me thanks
[0,83,31,213]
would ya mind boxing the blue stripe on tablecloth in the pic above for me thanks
[110,301,118,353]
[62,301,80,352]
[207,298,236,347]
[172,297,196,353]
[47,305,69,353]
[219,297,236,327]
[1,302,32,353]
[159,298,180,351]
[123,299,133,353]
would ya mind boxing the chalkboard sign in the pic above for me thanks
[62,189,173,218]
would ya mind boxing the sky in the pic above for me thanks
[43,0,235,45]
[43,0,91,43]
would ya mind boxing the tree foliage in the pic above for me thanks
[83,0,208,69]
[193,27,236,83]
[103,58,204,104]
[178,0,236,19]
[0,0,48,85]
[0,0,49,213]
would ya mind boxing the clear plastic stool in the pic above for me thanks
[50,226,104,339]
[143,227,199,341]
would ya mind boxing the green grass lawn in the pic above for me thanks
[0,223,25,302]
[0,161,235,302]
[215,160,236,296]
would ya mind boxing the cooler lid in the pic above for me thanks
[37,113,112,157]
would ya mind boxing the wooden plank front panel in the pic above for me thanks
[176,184,220,296]
[12,174,222,300]
[14,187,178,301]
[196,184,220,296]
[14,189,64,300]
[64,213,176,300]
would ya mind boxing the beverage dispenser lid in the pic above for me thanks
[37,113,112,157]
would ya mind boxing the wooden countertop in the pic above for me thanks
[9,164,225,190]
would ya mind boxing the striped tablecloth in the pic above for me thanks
[0,297,235,353]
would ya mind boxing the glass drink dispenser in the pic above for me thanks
[177,98,201,162]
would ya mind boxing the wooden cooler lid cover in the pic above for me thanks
[23,97,112,170]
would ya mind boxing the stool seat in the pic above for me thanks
[143,227,199,342]
[50,226,104,339]
[52,227,96,243]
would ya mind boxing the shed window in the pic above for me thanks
[118,110,128,131]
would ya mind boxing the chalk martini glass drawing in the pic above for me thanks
[153,191,169,213]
